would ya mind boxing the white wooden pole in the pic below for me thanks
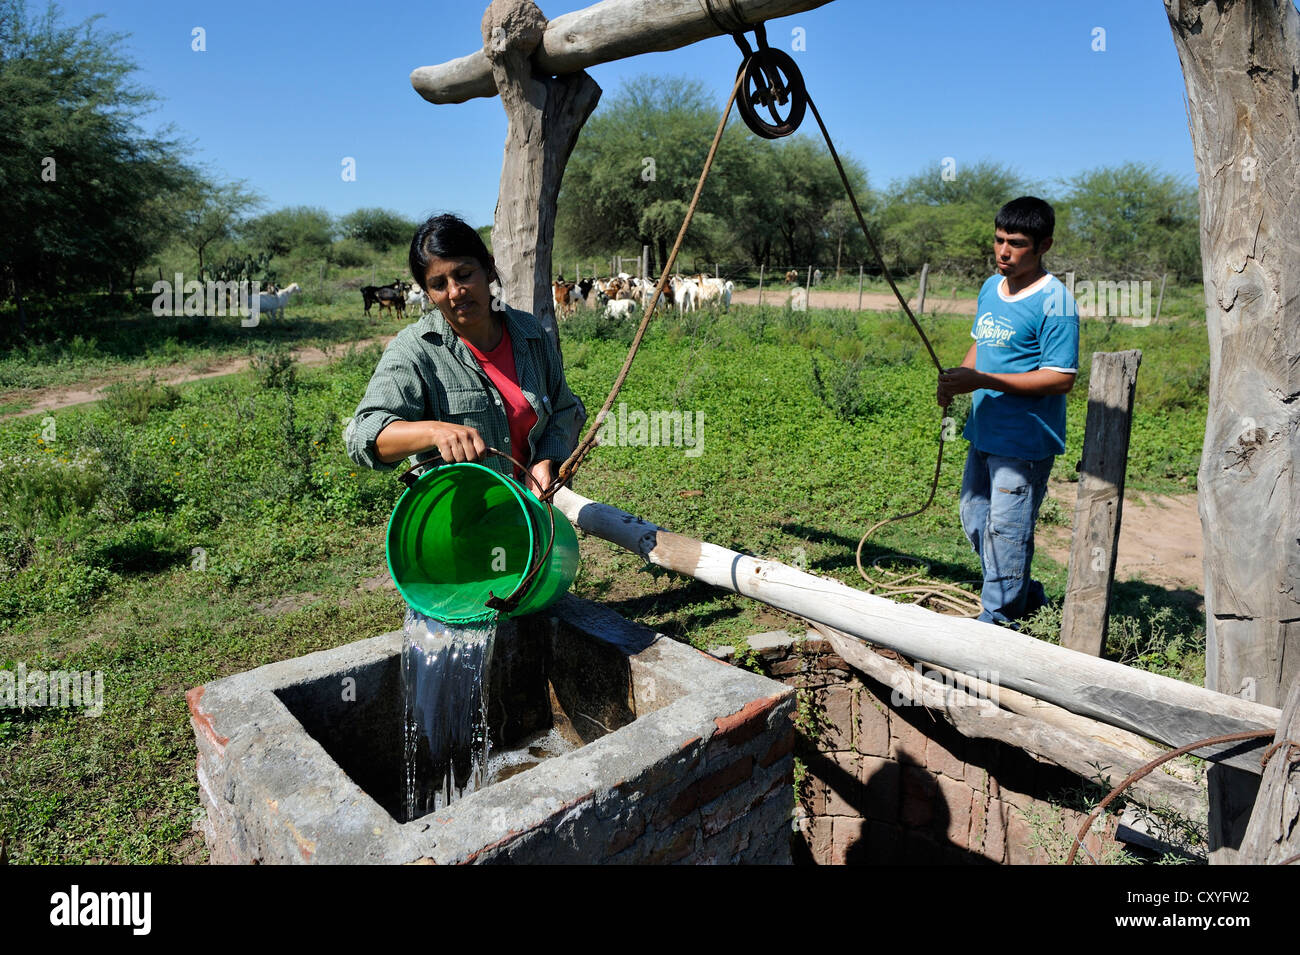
[549,486,1280,771]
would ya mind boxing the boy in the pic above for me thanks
[937,197,1079,628]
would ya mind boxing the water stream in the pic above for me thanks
[401,609,498,821]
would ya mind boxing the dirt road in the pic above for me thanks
[0,336,395,421]
[729,286,977,314]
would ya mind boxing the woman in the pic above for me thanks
[344,214,582,494]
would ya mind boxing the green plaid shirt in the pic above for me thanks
[344,305,583,477]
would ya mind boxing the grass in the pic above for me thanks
[0,292,1212,863]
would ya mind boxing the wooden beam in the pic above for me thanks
[1238,677,1300,863]
[807,621,1207,823]
[550,486,1280,771]
[1061,350,1142,655]
[411,0,836,104]
[482,0,600,356]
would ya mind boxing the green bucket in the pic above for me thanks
[386,461,579,625]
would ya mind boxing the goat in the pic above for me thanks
[605,298,638,320]
[252,282,301,321]
[361,283,406,320]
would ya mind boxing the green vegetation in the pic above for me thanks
[0,295,1212,862]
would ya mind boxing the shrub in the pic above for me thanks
[100,377,180,425]
[250,345,298,393]
[0,449,103,541]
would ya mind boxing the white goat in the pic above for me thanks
[672,276,701,313]
[605,298,638,320]
[253,282,301,321]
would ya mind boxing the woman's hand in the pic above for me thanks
[426,421,488,463]
[526,458,556,499]
[374,420,486,465]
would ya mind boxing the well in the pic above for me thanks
[188,595,795,864]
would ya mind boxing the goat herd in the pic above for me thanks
[552,273,735,320]
[246,273,742,324]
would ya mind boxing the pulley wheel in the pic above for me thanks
[736,48,808,139]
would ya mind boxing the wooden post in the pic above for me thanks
[1060,350,1143,656]
[857,264,864,311]
[1167,0,1300,862]
[1154,272,1168,322]
[482,0,600,351]
[757,263,764,306]
[1238,676,1300,863]
[917,262,929,315]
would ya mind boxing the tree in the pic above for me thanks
[339,208,417,250]
[879,160,1036,276]
[241,206,335,260]
[172,178,261,279]
[1166,0,1300,860]
[1056,162,1200,280]
[0,0,195,324]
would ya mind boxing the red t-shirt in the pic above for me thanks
[462,326,538,477]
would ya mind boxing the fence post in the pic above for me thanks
[917,262,930,315]
[757,263,765,306]
[1154,273,1168,322]
[857,265,864,311]
[1060,349,1143,656]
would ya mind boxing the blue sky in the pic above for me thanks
[52,0,1201,228]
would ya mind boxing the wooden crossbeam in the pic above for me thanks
[411,0,835,104]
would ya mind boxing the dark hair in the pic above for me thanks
[408,214,495,290]
[994,196,1055,250]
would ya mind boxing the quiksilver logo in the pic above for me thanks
[49,885,151,935]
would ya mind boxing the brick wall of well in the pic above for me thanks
[715,631,1121,865]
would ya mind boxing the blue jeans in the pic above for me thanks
[959,447,1053,626]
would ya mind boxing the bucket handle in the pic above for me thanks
[394,448,560,617]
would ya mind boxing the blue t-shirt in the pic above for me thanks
[962,273,1079,460]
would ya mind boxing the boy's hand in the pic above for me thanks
[937,366,984,407]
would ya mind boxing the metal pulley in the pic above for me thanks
[727,20,809,139]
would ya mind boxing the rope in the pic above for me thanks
[547,39,958,604]
[1063,729,1276,865]
[544,68,745,500]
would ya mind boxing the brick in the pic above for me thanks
[823,751,862,816]
[925,724,966,781]
[889,711,928,764]
[1005,808,1050,865]
[992,747,1039,810]
[982,798,1008,863]
[647,827,697,865]
[900,764,936,828]
[712,697,780,749]
[604,810,646,857]
[859,756,899,822]
[805,816,833,865]
[701,769,789,838]
[821,684,854,751]
[855,687,891,756]
[815,651,851,672]
[768,657,808,677]
[747,630,795,658]
[699,755,754,806]
[831,817,866,865]
[935,774,973,850]
[759,727,797,768]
